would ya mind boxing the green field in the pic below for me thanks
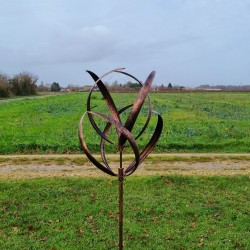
[0,175,249,249]
[0,92,249,154]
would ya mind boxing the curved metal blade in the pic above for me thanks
[119,71,155,146]
[125,111,163,176]
[86,68,125,144]
[88,111,140,170]
[114,70,152,141]
[100,104,133,170]
[78,112,116,176]
[86,70,121,125]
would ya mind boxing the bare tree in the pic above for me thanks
[0,72,11,97]
[10,71,38,96]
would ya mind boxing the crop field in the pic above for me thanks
[0,92,249,154]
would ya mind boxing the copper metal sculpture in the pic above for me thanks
[78,68,163,249]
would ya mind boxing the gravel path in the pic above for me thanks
[0,153,249,180]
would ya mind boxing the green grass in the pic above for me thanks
[0,92,249,154]
[0,175,249,249]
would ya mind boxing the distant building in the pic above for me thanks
[82,85,92,91]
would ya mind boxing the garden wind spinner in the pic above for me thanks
[78,68,163,249]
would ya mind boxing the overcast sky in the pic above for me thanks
[1,0,250,87]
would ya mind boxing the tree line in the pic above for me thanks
[0,71,62,98]
[0,71,38,97]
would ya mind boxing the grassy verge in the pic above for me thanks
[0,175,249,249]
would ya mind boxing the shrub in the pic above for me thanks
[0,73,11,97]
[10,72,38,96]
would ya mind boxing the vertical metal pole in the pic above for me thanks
[118,146,124,250]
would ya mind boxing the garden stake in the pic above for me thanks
[78,68,163,249]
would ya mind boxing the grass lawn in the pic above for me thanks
[0,175,249,249]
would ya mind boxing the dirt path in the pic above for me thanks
[0,93,64,104]
[0,153,249,180]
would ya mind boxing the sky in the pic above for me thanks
[1,0,250,87]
